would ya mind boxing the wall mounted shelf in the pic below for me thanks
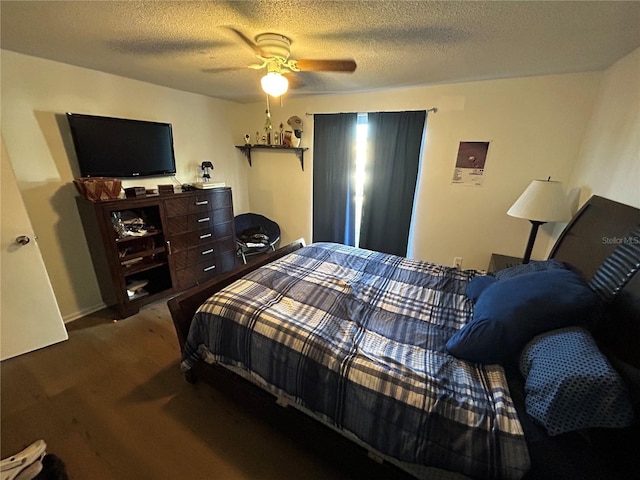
[236,145,309,171]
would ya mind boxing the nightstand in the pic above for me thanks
[488,253,523,273]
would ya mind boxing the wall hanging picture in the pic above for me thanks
[452,141,490,186]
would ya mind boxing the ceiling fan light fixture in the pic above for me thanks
[261,72,288,97]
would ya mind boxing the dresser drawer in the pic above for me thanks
[171,242,218,270]
[217,246,239,272]
[167,209,233,236]
[189,189,232,213]
[212,220,234,241]
[175,257,219,289]
[164,189,231,218]
[169,224,232,253]
[215,236,237,256]
[164,195,206,217]
[171,229,212,253]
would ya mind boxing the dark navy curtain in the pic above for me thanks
[359,110,426,257]
[312,113,358,245]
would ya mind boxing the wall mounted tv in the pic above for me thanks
[67,113,177,178]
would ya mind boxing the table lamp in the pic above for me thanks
[507,178,571,264]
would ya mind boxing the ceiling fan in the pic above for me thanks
[229,29,357,97]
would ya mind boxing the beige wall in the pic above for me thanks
[566,47,640,209]
[3,46,637,323]
[1,51,250,321]
[232,72,602,270]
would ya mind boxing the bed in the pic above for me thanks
[168,195,640,480]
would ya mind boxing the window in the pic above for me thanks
[313,110,425,256]
[354,113,368,247]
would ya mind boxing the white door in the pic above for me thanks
[1,139,68,361]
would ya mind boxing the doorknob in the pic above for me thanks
[16,235,30,246]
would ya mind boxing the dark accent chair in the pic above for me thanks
[234,213,281,264]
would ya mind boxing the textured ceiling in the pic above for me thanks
[2,1,639,103]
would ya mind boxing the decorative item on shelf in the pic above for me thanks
[111,211,150,238]
[126,279,149,299]
[200,161,214,183]
[244,134,251,145]
[124,186,146,198]
[73,177,122,201]
[279,123,284,145]
[121,256,144,267]
[255,131,261,144]
[287,115,303,147]
[157,184,174,195]
[111,212,126,237]
[112,210,150,238]
[282,130,293,147]
[264,108,273,145]
[507,177,571,264]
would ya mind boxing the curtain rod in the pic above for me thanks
[305,107,437,117]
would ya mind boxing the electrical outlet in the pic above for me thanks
[453,257,463,269]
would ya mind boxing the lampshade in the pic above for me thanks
[261,72,288,97]
[507,179,571,222]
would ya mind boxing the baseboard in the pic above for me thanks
[63,302,106,323]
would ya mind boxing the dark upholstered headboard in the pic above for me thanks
[550,195,639,280]
[549,195,640,405]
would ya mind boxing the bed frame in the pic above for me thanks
[168,195,639,479]
[168,239,306,354]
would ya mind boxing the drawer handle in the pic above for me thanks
[203,265,216,272]
[201,249,214,255]
[198,217,210,223]
[195,200,209,206]
[166,240,172,255]
[199,233,212,239]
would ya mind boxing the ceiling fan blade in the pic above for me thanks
[109,39,227,55]
[228,27,265,56]
[201,66,246,74]
[295,59,357,72]
[284,73,305,90]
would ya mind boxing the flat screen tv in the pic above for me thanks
[67,113,177,178]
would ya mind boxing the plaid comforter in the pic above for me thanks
[181,243,530,479]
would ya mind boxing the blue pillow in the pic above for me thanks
[465,275,498,302]
[446,269,601,364]
[520,327,634,436]
[494,258,567,280]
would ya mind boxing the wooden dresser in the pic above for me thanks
[76,188,236,318]
[164,188,236,290]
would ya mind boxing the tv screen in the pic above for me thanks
[67,113,177,178]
